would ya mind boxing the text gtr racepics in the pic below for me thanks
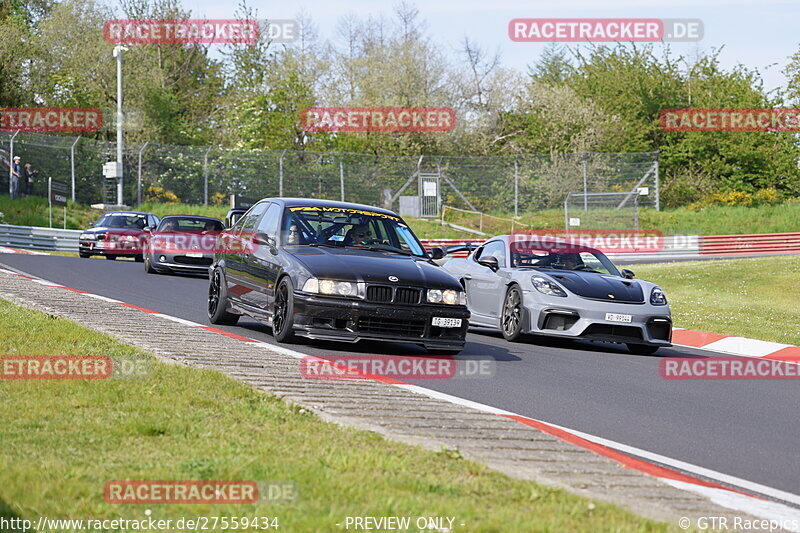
[207,199,469,354]
[441,235,672,355]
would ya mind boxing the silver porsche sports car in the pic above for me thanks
[440,235,672,355]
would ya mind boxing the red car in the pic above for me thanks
[78,211,160,261]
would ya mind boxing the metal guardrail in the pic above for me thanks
[0,224,81,252]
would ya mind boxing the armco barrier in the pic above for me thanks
[699,232,800,255]
[0,224,81,252]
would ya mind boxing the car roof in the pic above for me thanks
[269,198,400,217]
[491,234,602,254]
[160,214,223,222]
[102,211,153,216]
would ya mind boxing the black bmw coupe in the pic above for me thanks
[207,198,469,354]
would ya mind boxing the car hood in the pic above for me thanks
[289,247,461,288]
[543,270,645,303]
[80,227,145,235]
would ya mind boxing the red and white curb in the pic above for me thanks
[0,246,49,255]
[673,327,800,363]
[1,265,799,529]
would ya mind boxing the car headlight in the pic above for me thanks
[302,278,358,297]
[427,289,466,305]
[650,286,667,305]
[531,275,567,297]
[79,233,91,240]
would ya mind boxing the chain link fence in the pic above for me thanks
[0,131,658,214]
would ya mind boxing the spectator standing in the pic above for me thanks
[22,163,37,196]
[10,156,21,199]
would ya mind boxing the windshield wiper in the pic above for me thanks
[348,243,415,256]
[307,242,342,248]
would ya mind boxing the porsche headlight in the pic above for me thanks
[531,275,567,297]
[650,286,667,305]
[303,278,358,297]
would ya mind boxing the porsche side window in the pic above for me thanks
[478,240,506,267]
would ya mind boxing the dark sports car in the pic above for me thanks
[78,211,160,261]
[144,215,225,274]
[208,198,469,354]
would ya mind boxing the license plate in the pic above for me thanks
[186,251,203,258]
[432,317,462,328]
[605,313,632,323]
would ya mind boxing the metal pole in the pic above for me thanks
[582,154,588,210]
[564,194,570,233]
[339,154,345,202]
[514,159,519,217]
[70,136,80,201]
[654,152,660,211]
[279,149,287,197]
[137,142,148,206]
[203,146,211,206]
[8,130,20,196]
[48,177,52,228]
[114,45,125,206]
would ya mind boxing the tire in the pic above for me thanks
[207,268,240,326]
[134,254,144,262]
[105,255,117,260]
[501,284,526,342]
[79,252,90,258]
[272,277,297,343]
[144,255,157,274]
[627,343,659,356]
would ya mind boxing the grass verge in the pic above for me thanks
[635,256,800,346]
[0,298,667,532]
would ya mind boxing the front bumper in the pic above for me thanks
[79,240,140,257]
[292,291,469,350]
[525,296,672,346]
[149,253,213,272]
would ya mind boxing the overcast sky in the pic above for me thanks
[178,0,799,96]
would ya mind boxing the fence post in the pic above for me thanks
[203,146,212,206]
[8,130,20,196]
[137,142,148,206]
[279,149,287,197]
[654,152,660,211]
[514,159,519,217]
[582,154,588,210]
[339,154,345,202]
[70,136,80,201]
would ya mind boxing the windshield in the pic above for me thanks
[157,217,224,232]
[509,246,621,277]
[281,206,426,257]
[95,214,147,229]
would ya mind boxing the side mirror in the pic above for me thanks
[254,232,278,253]
[478,256,499,271]
[621,268,635,279]
[428,247,445,260]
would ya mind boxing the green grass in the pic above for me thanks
[635,256,800,346]
[0,299,668,532]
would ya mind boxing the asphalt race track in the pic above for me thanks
[2,253,798,504]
